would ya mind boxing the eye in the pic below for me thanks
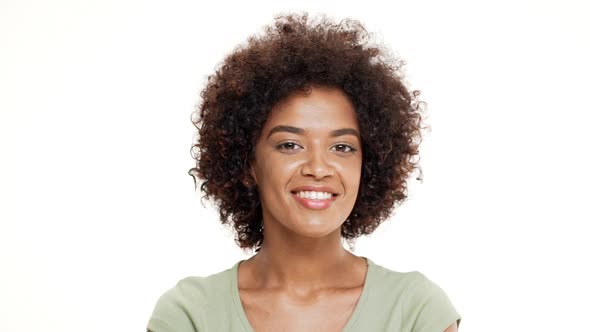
[276,142,302,151]
[331,144,357,153]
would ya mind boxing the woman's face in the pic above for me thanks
[251,86,362,239]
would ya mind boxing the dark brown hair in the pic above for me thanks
[189,13,425,252]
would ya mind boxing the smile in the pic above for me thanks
[294,191,333,200]
[290,191,338,210]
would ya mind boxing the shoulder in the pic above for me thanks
[400,271,461,331]
[146,265,235,332]
[367,260,461,331]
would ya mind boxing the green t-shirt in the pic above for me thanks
[147,257,461,332]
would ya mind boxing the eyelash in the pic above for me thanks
[276,142,301,151]
[276,142,357,153]
[332,144,357,153]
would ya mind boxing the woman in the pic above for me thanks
[147,13,461,332]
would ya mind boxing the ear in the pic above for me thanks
[249,161,258,184]
[241,161,257,188]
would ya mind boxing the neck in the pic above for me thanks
[245,224,362,293]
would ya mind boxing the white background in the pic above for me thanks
[1,0,589,331]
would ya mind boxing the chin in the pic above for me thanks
[286,219,343,238]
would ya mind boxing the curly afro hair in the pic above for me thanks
[189,12,425,252]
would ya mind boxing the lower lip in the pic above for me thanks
[291,193,338,210]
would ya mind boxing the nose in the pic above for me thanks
[300,147,335,179]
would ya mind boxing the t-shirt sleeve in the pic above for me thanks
[146,283,199,332]
[402,272,461,332]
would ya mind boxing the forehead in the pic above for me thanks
[263,87,359,132]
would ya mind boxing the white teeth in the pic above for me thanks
[295,191,333,200]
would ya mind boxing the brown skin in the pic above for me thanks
[151,14,456,332]
[146,87,458,332]
[445,322,459,332]
[240,86,365,331]
[191,13,425,252]
[250,86,362,249]
[148,85,456,332]
[239,87,458,332]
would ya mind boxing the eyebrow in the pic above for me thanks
[267,125,360,139]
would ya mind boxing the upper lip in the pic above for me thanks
[291,186,340,195]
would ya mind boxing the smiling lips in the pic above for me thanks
[291,191,338,210]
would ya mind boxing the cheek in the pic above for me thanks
[347,166,363,199]
[256,156,297,191]
[339,158,362,182]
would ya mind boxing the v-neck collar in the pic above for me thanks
[230,257,374,332]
